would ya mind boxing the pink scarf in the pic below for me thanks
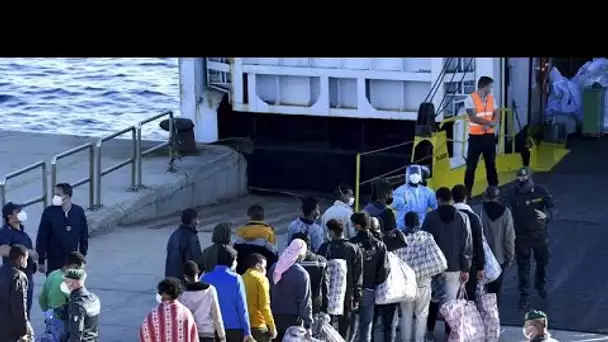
[273,238,307,284]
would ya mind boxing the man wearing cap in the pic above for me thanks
[0,202,39,316]
[63,269,101,342]
[522,310,559,341]
[480,186,515,306]
[507,166,557,309]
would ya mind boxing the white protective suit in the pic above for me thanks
[392,165,438,230]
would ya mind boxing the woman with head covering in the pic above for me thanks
[268,238,312,341]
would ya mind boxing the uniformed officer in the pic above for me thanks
[507,167,557,309]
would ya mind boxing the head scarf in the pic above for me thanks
[273,238,307,284]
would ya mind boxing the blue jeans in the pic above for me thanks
[353,288,375,342]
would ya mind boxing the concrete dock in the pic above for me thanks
[1,130,606,341]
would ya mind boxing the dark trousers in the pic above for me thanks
[516,236,550,298]
[199,338,215,342]
[251,328,270,342]
[225,329,245,342]
[275,314,301,342]
[486,264,507,306]
[426,301,450,336]
[464,133,498,196]
[465,265,479,302]
[373,303,398,342]
[332,305,356,341]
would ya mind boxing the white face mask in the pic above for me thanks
[60,282,71,295]
[231,260,237,272]
[522,326,535,340]
[16,211,27,222]
[155,293,163,304]
[347,197,355,207]
[409,173,422,184]
[52,195,64,206]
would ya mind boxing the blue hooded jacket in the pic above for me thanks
[392,165,438,230]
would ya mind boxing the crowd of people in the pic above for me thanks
[0,183,98,341]
[153,164,558,342]
[0,161,559,342]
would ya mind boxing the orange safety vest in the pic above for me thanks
[468,92,496,135]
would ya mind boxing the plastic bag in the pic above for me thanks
[312,314,345,342]
[440,286,486,342]
[476,284,500,342]
[325,258,348,315]
[375,252,417,304]
[282,326,322,342]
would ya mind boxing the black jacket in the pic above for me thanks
[36,204,89,270]
[300,251,329,314]
[507,181,557,238]
[234,243,279,275]
[165,224,204,279]
[454,203,485,271]
[67,287,101,342]
[349,231,389,290]
[382,229,407,252]
[317,239,363,306]
[0,263,31,341]
[422,205,472,272]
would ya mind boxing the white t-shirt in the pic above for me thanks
[464,94,498,111]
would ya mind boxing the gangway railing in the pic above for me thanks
[94,126,137,208]
[135,111,175,189]
[51,143,95,209]
[0,161,48,209]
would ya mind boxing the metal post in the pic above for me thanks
[50,160,57,195]
[41,162,48,208]
[355,153,361,212]
[130,128,137,190]
[94,142,102,208]
[167,114,175,172]
[88,145,95,209]
[0,182,5,208]
[136,126,143,189]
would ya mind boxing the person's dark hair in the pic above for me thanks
[247,204,264,221]
[301,197,320,216]
[436,187,452,203]
[477,76,494,89]
[245,253,266,270]
[372,179,392,201]
[405,211,420,229]
[157,277,183,300]
[483,186,501,202]
[65,251,86,267]
[184,260,199,279]
[291,232,310,246]
[451,184,468,203]
[381,209,397,232]
[336,183,353,198]
[55,183,74,197]
[326,218,345,236]
[217,245,238,267]
[181,208,198,225]
[351,211,370,230]
[9,244,27,262]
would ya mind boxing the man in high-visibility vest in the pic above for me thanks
[464,76,499,197]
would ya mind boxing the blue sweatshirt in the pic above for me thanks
[202,265,251,335]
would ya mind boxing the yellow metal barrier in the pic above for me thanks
[354,108,570,207]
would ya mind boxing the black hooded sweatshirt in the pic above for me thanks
[422,205,472,272]
[350,230,389,290]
